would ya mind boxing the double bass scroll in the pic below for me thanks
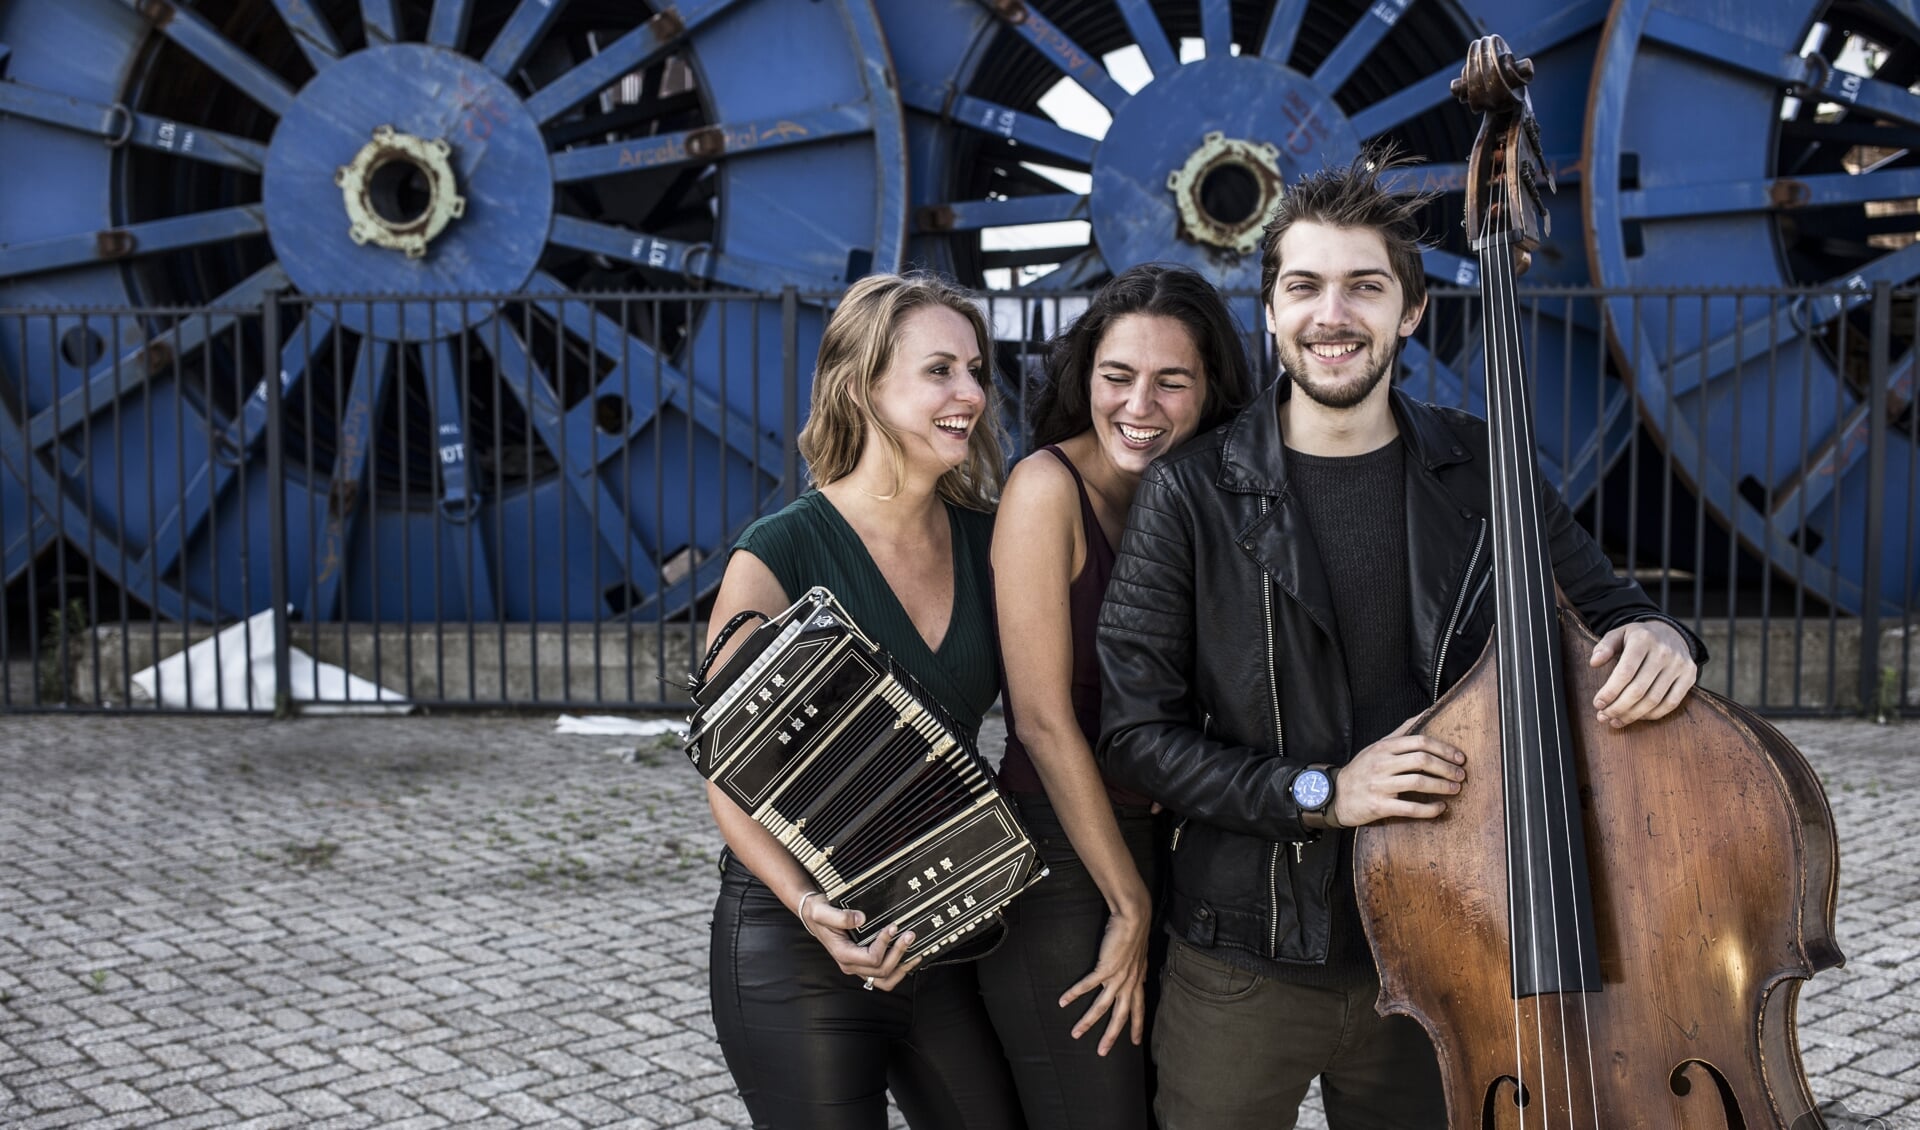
[1351,34,1844,1130]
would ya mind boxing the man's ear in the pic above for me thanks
[1399,294,1429,338]
[1264,303,1278,337]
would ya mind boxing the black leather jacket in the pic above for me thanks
[1095,381,1706,967]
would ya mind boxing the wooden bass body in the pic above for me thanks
[1354,608,1842,1128]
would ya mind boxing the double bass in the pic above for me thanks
[1352,36,1844,1129]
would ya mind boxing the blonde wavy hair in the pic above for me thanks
[798,273,1005,511]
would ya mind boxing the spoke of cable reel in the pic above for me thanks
[0,207,267,282]
[1769,352,1917,523]
[25,266,290,455]
[361,0,400,46]
[973,0,1129,114]
[1198,0,1233,60]
[1654,250,1920,405]
[426,0,473,50]
[267,0,341,70]
[310,338,396,619]
[426,336,498,620]
[0,80,267,171]
[1312,0,1413,92]
[482,319,660,600]
[523,0,745,125]
[128,307,328,597]
[521,272,786,473]
[1113,0,1176,76]
[547,215,842,293]
[1642,6,1920,129]
[481,0,575,76]
[917,193,1089,234]
[551,103,875,182]
[0,396,199,617]
[1260,0,1309,63]
[1008,247,1107,292]
[1348,0,1605,138]
[1622,166,1920,220]
[900,85,1096,167]
[116,0,298,115]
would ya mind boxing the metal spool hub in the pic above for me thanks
[0,0,905,622]
[1588,0,1920,613]
[333,125,467,260]
[882,0,1628,503]
[1165,131,1287,256]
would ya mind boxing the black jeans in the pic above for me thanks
[710,854,1026,1130]
[977,795,1159,1130]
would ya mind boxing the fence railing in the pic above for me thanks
[2,283,1914,716]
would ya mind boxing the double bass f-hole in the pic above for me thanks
[1350,33,1844,1130]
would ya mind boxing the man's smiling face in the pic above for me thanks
[1264,220,1426,411]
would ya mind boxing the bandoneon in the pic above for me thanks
[686,587,1044,962]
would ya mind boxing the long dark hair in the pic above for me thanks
[1027,264,1257,450]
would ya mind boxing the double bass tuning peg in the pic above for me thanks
[1520,162,1545,209]
[1520,116,1556,196]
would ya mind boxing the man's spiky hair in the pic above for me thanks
[1257,146,1438,315]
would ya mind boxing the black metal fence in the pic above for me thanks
[2,284,1914,716]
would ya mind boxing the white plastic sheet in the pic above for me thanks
[130,608,411,713]
[553,714,683,737]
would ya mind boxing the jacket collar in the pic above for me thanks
[1216,379,1475,494]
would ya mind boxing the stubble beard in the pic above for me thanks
[1278,337,1397,410]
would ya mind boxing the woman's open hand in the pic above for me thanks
[1058,902,1151,1055]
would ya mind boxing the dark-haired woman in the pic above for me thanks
[980,264,1257,1129]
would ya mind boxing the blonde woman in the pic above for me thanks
[705,274,1024,1130]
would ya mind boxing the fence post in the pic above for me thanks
[262,291,295,719]
[781,286,800,505]
[1860,281,1890,717]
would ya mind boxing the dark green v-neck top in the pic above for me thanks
[733,491,1000,740]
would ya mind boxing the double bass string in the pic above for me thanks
[1479,196,1550,1126]
[1489,194,1583,1129]
[1482,181,1602,1127]
[1479,196,1529,1119]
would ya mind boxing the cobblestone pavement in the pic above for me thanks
[0,713,1914,1129]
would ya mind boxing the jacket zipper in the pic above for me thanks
[1259,497,1287,955]
[1170,712,1214,853]
[1431,519,1489,702]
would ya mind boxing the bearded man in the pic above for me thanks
[1094,153,1706,1129]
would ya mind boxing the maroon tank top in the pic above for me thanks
[995,446,1150,807]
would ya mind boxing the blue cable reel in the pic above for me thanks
[1588,0,1920,615]
[876,0,1632,505]
[0,0,906,623]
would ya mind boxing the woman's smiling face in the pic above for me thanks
[868,304,988,480]
[1088,313,1209,477]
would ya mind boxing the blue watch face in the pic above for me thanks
[1292,769,1331,810]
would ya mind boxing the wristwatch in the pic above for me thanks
[1291,765,1338,827]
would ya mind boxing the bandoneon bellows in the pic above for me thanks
[686,588,1045,962]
